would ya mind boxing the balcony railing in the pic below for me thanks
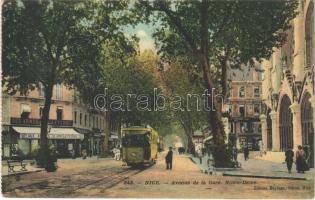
[10,117,73,126]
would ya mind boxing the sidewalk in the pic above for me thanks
[2,156,115,177]
[190,153,314,180]
[1,161,44,177]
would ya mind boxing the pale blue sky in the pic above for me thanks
[124,23,157,52]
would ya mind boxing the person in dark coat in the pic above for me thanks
[285,148,294,173]
[296,145,307,173]
[165,147,173,170]
[303,145,310,171]
[243,146,249,161]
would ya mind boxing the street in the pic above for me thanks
[2,152,314,198]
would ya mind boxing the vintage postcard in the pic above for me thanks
[1,0,314,199]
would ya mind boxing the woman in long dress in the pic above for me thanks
[296,145,307,173]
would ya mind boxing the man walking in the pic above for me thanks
[165,147,173,170]
[243,146,249,161]
[285,148,294,173]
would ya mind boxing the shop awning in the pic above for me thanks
[12,126,40,139]
[48,128,84,140]
[12,126,84,140]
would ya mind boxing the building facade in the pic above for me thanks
[260,0,314,166]
[225,65,263,150]
[1,84,108,159]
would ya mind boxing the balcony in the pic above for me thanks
[10,117,73,127]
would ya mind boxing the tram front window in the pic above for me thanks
[122,134,150,147]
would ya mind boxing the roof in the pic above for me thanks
[227,62,263,82]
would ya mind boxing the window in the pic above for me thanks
[80,113,82,125]
[254,104,260,115]
[239,86,245,97]
[254,87,260,97]
[89,115,92,127]
[20,104,31,119]
[93,116,95,127]
[38,83,45,97]
[96,117,99,128]
[56,82,63,100]
[39,106,43,118]
[56,107,63,120]
[240,122,248,133]
[74,111,77,124]
[85,114,87,126]
[252,122,261,133]
[239,105,245,117]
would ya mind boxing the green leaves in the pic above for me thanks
[2,0,135,95]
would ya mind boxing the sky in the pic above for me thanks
[124,23,156,53]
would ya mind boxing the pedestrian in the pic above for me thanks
[82,149,87,159]
[303,145,310,171]
[111,147,119,160]
[115,147,121,161]
[243,146,249,161]
[165,147,173,170]
[296,145,307,173]
[232,147,238,162]
[285,148,294,173]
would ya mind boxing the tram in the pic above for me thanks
[121,126,159,167]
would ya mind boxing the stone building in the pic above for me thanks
[260,0,314,166]
[1,84,108,158]
[225,64,263,150]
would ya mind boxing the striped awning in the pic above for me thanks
[12,126,84,140]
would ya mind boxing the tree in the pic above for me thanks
[75,44,171,139]
[134,0,298,166]
[2,0,132,162]
[162,61,207,154]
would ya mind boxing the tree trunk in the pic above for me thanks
[199,0,230,167]
[180,120,195,155]
[40,81,54,149]
[220,56,228,97]
[103,111,111,154]
[187,134,195,155]
[200,56,231,167]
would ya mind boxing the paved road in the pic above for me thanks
[2,153,314,198]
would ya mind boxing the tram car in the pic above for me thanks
[121,126,159,167]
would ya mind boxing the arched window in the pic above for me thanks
[301,92,314,167]
[279,95,293,151]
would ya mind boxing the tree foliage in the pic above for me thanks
[162,61,207,153]
[134,0,298,166]
[2,0,134,155]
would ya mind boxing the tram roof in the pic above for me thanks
[122,126,158,136]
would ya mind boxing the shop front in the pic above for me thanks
[109,133,120,150]
[1,125,19,159]
[11,126,84,158]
